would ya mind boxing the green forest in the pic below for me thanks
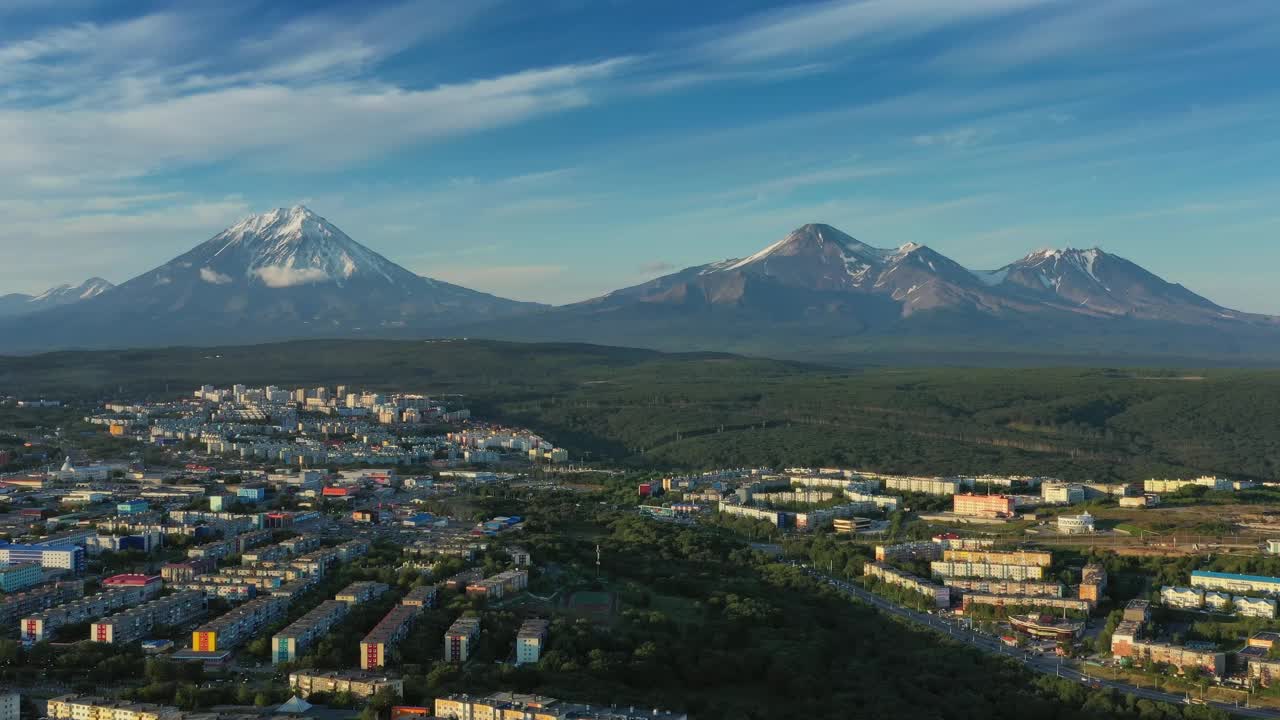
[3,339,1280,481]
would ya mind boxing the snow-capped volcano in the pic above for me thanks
[0,277,115,317]
[477,221,1280,359]
[186,205,416,289]
[0,207,540,351]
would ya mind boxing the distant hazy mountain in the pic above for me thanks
[0,277,114,317]
[469,223,1280,361]
[0,206,539,352]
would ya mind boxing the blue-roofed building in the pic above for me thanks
[0,542,85,572]
[1191,570,1280,596]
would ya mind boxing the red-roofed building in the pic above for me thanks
[102,574,162,592]
[322,486,355,497]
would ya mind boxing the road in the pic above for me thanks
[808,569,1280,719]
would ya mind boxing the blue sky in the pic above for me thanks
[2,0,1279,309]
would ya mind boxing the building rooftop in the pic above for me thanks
[1191,569,1280,585]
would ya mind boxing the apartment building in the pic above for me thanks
[874,542,942,563]
[843,490,900,512]
[879,476,960,496]
[288,671,403,700]
[191,595,287,652]
[0,692,16,720]
[951,494,1016,518]
[960,594,1090,614]
[1116,638,1227,677]
[90,591,206,644]
[1236,595,1277,619]
[335,581,390,605]
[930,561,1046,581]
[941,579,1063,597]
[0,563,42,593]
[1160,585,1206,610]
[1041,482,1085,505]
[400,584,438,609]
[1144,476,1233,494]
[716,502,785,526]
[433,692,687,720]
[22,584,162,642]
[361,605,421,670]
[46,696,180,720]
[1123,599,1151,623]
[863,562,951,608]
[1079,563,1108,604]
[1190,570,1280,596]
[515,618,549,666]
[465,569,529,601]
[273,600,348,664]
[0,581,83,626]
[444,616,482,662]
[941,549,1053,567]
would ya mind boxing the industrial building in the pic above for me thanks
[273,600,348,664]
[90,591,206,644]
[360,604,421,669]
[515,618,549,666]
[444,616,482,662]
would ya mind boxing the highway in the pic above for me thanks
[807,569,1280,719]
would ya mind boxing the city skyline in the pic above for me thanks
[2,1,1279,310]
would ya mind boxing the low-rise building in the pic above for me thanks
[1190,570,1280,596]
[1123,599,1151,623]
[1056,513,1095,535]
[1041,483,1085,505]
[1160,586,1205,610]
[400,584,438,609]
[288,671,403,700]
[1236,595,1277,619]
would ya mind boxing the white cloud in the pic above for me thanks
[694,0,1059,64]
[253,266,331,288]
[199,267,234,284]
[913,127,986,148]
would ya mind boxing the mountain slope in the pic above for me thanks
[0,278,114,317]
[0,206,538,352]
[469,223,1280,361]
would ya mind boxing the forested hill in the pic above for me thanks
[2,339,1278,483]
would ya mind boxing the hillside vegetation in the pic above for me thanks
[2,339,1278,482]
